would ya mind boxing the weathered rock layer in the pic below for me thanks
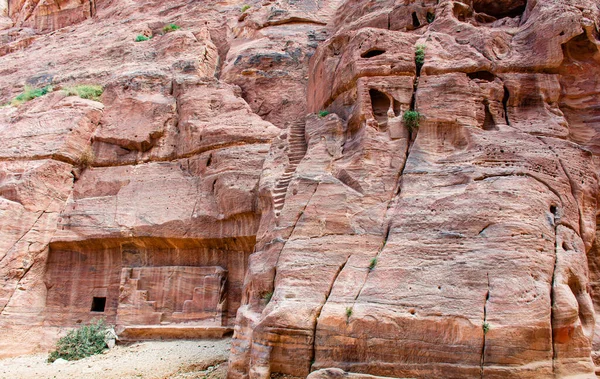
[1,0,600,378]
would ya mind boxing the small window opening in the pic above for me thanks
[468,71,496,82]
[361,49,386,58]
[91,297,106,312]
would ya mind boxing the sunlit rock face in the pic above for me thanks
[228,0,600,378]
[2,0,600,378]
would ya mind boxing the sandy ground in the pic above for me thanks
[0,339,231,379]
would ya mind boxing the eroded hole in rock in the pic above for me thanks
[482,102,498,131]
[473,0,527,19]
[44,237,254,334]
[361,49,386,59]
[453,3,470,22]
[369,89,390,129]
[563,33,598,63]
[411,12,420,28]
[468,71,496,82]
[91,297,106,312]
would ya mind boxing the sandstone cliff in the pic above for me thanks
[1,0,600,379]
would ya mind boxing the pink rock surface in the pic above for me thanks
[1,0,600,378]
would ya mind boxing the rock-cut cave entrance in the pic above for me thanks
[43,237,254,338]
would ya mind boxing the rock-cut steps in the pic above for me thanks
[273,119,308,215]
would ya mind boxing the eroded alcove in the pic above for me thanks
[43,237,254,335]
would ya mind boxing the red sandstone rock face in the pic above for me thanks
[0,0,282,358]
[228,0,600,378]
[2,0,600,378]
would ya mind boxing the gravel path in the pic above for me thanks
[0,339,231,379]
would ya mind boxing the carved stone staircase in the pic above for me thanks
[273,119,307,215]
[118,268,163,325]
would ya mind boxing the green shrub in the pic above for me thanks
[482,322,490,334]
[345,307,353,319]
[426,12,435,23]
[369,257,377,271]
[11,85,53,106]
[162,23,181,33]
[415,45,426,72]
[135,34,150,42]
[63,84,104,101]
[241,4,251,12]
[262,291,273,304]
[403,110,421,130]
[318,110,330,118]
[48,320,108,363]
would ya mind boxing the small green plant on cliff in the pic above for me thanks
[241,4,251,12]
[415,44,426,72]
[482,322,490,334]
[426,12,435,23]
[403,110,421,131]
[162,23,181,34]
[135,34,150,42]
[345,306,353,320]
[63,84,104,102]
[318,110,330,118]
[48,319,108,363]
[369,257,377,271]
[262,291,273,304]
[11,85,53,106]
[79,146,95,169]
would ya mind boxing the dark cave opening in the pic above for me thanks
[369,89,391,129]
[361,49,386,59]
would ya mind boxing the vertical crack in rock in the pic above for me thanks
[480,273,490,378]
[550,205,559,375]
[271,182,320,296]
[89,0,96,17]
[0,210,49,315]
[355,221,392,302]
[502,85,511,126]
[537,136,585,243]
[310,255,350,371]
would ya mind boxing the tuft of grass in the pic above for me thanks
[135,34,150,42]
[318,110,330,118]
[241,4,251,12]
[63,85,104,102]
[482,322,490,334]
[345,307,353,319]
[369,257,377,271]
[162,23,181,34]
[415,45,426,72]
[403,110,421,131]
[262,291,273,304]
[48,320,108,363]
[11,85,53,106]
[79,146,95,168]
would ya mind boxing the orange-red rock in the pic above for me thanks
[1,0,600,378]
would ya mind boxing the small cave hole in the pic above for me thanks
[90,297,106,312]
[206,154,212,167]
[412,12,421,28]
[482,101,498,131]
[473,1,526,19]
[426,12,435,23]
[550,205,557,216]
[467,71,496,82]
[563,33,598,62]
[369,89,391,130]
[562,242,569,251]
[361,49,386,59]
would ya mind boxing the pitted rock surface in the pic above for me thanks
[1,1,600,379]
